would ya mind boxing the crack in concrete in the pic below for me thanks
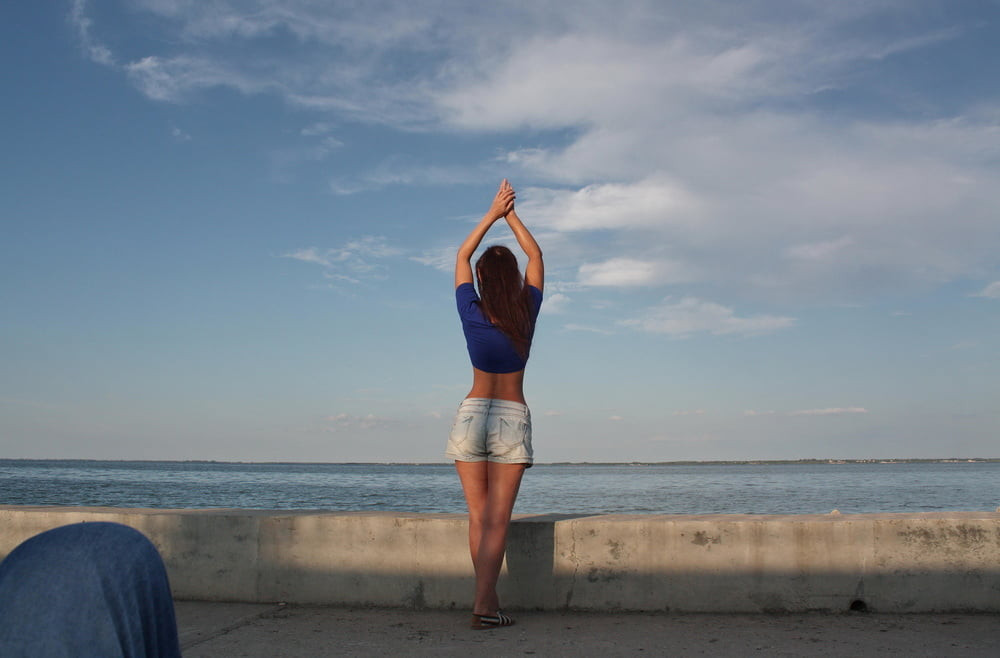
[563,520,581,610]
[179,604,285,651]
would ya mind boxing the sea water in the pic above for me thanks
[1,460,996,515]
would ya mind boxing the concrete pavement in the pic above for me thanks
[175,601,999,657]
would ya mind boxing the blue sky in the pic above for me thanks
[2,1,998,462]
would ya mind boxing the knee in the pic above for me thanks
[481,512,512,535]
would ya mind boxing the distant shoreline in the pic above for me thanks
[2,457,998,466]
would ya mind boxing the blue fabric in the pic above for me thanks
[456,282,543,373]
[0,522,181,658]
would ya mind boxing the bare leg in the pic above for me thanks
[455,460,526,615]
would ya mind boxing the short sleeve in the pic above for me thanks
[527,285,543,321]
[456,283,480,318]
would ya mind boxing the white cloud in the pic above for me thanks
[746,407,868,417]
[542,293,570,314]
[972,281,1000,298]
[624,297,796,337]
[324,413,393,431]
[785,236,854,262]
[72,1,1000,304]
[410,246,455,273]
[330,159,487,195]
[578,259,657,287]
[515,110,1000,301]
[170,125,192,142]
[578,258,695,288]
[787,407,869,416]
[70,0,114,66]
[323,272,361,285]
[270,139,343,183]
[339,237,401,260]
[436,27,781,132]
[562,323,614,335]
[301,122,334,137]
[282,237,401,284]
[517,177,701,232]
[949,341,977,351]
[124,55,278,103]
[283,247,330,267]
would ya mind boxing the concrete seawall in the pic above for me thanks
[2,507,998,613]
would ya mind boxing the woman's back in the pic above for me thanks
[457,278,543,403]
[466,367,528,403]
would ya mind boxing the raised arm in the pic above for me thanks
[504,206,544,291]
[455,180,515,288]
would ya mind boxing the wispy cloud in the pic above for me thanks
[787,407,869,417]
[949,341,978,351]
[330,158,487,196]
[517,177,701,232]
[323,413,395,431]
[623,297,795,337]
[70,1,1000,306]
[125,55,280,103]
[301,122,335,137]
[784,236,854,262]
[410,245,455,273]
[271,126,344,182]
[562,323,614,335]
[542,292,571,314]
[170,124,191,142]
[69,0,114,66]
[282,236,401,284]
[578,258,696,288]
[972,281,1000,299]
[747,407,868,417]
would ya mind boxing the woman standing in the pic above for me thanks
[446,179,544,630]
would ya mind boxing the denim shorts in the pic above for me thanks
[445,398,533,466]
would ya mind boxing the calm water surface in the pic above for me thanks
[0,460,996,515]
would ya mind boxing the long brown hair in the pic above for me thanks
[476,245,533,359]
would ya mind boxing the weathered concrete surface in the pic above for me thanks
[0,506,264,601]
[2,507,998,612]
[175,602,1000,657]
[535,514,1000,612]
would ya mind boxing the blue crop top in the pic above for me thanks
[456,282,543,373]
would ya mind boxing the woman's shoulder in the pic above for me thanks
[456,282,482,318]
[456,282,479,301]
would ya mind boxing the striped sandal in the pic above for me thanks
[470,611,516,630]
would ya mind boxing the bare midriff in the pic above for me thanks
[465,367,527,404]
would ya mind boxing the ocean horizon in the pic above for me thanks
[2,459,998,516]
[3,457,998,465]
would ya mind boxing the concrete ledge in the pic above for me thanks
[1,507,998,612]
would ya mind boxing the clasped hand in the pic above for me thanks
[486,179,516,220]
